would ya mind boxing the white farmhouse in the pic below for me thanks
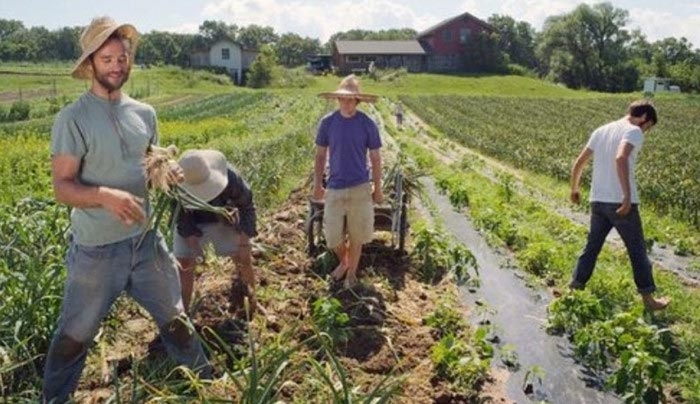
[190,39,259,85]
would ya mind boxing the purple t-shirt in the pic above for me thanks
[315,110,382,189]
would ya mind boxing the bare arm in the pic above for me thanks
[570,147,592,204]
[313,145,327,201]
[615,142,634,216]
[369,148,383,204]
[52,154,146,225]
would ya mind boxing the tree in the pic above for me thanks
[247,44,277,88]
[536,2,636,91]
[463,31,507,73]
[237,24,278,50]
[488,14,537,69]
[275,33,322,67]
[199,20,237,45]
[0,19,24,41]
[325,28,417,50]
[139,31,182,66]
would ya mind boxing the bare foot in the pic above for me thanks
[643,295,670,311]
[331,263,348,281]
[343,274,358,289]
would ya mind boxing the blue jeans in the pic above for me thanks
[570,202,656,294]
[43,231,211,403]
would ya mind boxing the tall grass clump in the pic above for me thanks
[0,198,69,396]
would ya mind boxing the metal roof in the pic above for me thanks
[335,40,426,55]
[417,11,494,37]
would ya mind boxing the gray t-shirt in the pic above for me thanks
[51,91,158,246]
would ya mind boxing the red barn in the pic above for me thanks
[417,11,495,72]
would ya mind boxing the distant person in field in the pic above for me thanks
[314,74,383,288]
[44,16,210,402]
[395,101,404,129]
[173,149,264,316]
[569,99,669,311]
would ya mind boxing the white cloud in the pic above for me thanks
[202,0,442,42]
[459,0,577,27]
[628,8,700,46]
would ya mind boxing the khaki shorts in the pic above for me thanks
[173,221,241,258]
[323,183,374,248]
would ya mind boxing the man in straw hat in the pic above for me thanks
[173,149,264,316]
[314,74,383,288]
[44,16,210,402]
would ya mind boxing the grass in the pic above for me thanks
[303,71,612,98]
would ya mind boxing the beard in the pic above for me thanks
[93,65,130,92]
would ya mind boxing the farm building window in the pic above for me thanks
[364,56,376,62]
[346,55,361,63]
[221,48,230,60]
[459,28,471,44]
[442,29,452,42]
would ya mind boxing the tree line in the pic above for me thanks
[1,2,698,92]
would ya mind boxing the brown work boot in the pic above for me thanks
[642,294,670,311]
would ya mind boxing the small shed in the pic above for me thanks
[643,77,672,93]
[189,39,258,84]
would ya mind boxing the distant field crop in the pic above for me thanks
[403,94,700,226]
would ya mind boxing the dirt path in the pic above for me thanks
[396,103,700,286]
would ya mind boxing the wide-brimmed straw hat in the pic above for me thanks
[179,149,229,203]
[318,74,378,103]
[71,16,139,80]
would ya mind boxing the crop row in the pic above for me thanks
[401,95,700,226]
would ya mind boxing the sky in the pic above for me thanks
[2,0,699,48]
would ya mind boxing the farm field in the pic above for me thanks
[2,65,700,402]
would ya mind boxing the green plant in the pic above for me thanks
[499,344,519,370]
[497,172,515,203]
[308,334,401,403]
[430,334,490,395]
[7,100,30,122]
[311,297,350,346]
[522,365,546,394]
[546,290,609,335]
[425,301,466,338]
[607,344,668,404]
[411,226,478,284]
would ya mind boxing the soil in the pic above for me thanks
[72,187,513,403]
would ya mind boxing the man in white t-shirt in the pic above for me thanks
[569,99,669,311]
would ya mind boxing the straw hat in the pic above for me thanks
[179,150,229,203]
[71,16,139,80]
[318,74,378,103]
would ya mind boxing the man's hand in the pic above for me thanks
[570,189,581,204]
[101,188,145,225]
[167,161,184,184]
[616,197,632,216]
[313,185,325,202]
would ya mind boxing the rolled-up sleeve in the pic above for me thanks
[225,167,257,238]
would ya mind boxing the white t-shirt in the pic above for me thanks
[585,118,643,204]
